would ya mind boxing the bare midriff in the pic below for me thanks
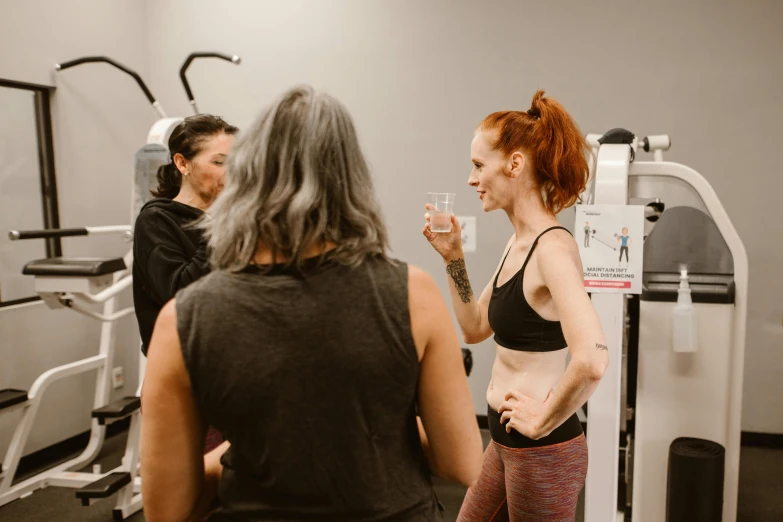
[486,344,568,410]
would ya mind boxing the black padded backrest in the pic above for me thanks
[642,206,735,304]
[133,143,170,225]
[643,206,733,275]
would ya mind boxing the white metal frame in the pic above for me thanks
[583,143,630,522]
[0,227,142,518]
[582,134,747,522]
[146,117,183,147]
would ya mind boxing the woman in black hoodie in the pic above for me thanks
[133,115,237,358]
[133,116,239,456]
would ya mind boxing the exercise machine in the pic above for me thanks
[0,51,241,518]
[0,226,143,519]
[579,130,747,522]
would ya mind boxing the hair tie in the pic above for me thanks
[527,108,540,119]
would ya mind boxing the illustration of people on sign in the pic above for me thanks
[615,227,632,262]
[584,222,591,247]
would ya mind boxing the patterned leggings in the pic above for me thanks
[457,436,588,522]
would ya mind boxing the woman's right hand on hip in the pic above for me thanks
[422,204,463,260]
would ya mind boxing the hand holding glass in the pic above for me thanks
[427,193,456,233]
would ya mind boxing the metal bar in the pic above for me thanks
[0,78,55,91]
[114,412,142,512]
[27,355,106,399]
[68,303,135,322]
[178,51,241,115]
[32,89,62,256]
[84,225,132,235]
[9,228,88,240]
[55,56,166,117]
[584,143,631,522]
[70,275,133,304]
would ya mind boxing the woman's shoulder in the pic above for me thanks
[362,255,440,289]
[376,258,437,299]
[537,226,576,251]
[134,200,178,228]
[534,226,582,271]
[360,254,435,297]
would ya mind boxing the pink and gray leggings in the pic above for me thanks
[457,408,588,522]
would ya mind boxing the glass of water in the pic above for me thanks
[427,193,456,233]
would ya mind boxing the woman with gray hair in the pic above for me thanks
[139,85,484,522]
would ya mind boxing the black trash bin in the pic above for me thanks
[666,437,725,522]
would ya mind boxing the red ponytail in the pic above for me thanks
[479,90,590,214]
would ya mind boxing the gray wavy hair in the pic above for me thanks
[202,85,390,272]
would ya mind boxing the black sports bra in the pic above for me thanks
[487,226,570,352]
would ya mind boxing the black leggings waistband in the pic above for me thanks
[487,405,583,449]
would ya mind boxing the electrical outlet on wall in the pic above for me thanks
[457,216,477,253]
[112,367,124,389]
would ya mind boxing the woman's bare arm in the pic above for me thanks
[141,300,216,522]
[409,264,484,486]
[442,235,513,344]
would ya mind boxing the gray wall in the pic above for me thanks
[0,87,45,303]
[143,0,783,432]
[0,0,148,456]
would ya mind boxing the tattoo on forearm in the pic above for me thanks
[446,259,473,304]
[596,343,608,351]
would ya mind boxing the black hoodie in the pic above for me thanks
[133,199,210,355]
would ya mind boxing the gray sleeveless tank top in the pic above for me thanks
[176,254,443,521]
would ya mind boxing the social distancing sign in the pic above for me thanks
[575,204,644,294]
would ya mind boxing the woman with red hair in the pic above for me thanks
[423,90,608,521]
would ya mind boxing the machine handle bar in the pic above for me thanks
[9,228,87,241]
[55,56,166,117]
[179,52,241,114]
[9,225,131,241]
[586,133,671,153]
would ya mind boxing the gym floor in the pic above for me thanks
[2,429,782,521]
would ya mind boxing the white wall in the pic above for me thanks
[144,0,783,433]
[0,0,149,456]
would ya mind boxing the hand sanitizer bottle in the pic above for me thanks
[673,269,698,352]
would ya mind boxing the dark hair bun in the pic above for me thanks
[151,162,182,199]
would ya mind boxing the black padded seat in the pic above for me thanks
[0,389,28,410]
[92,396,141,425]
[22,257,126,277]
[75,472,132,505]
